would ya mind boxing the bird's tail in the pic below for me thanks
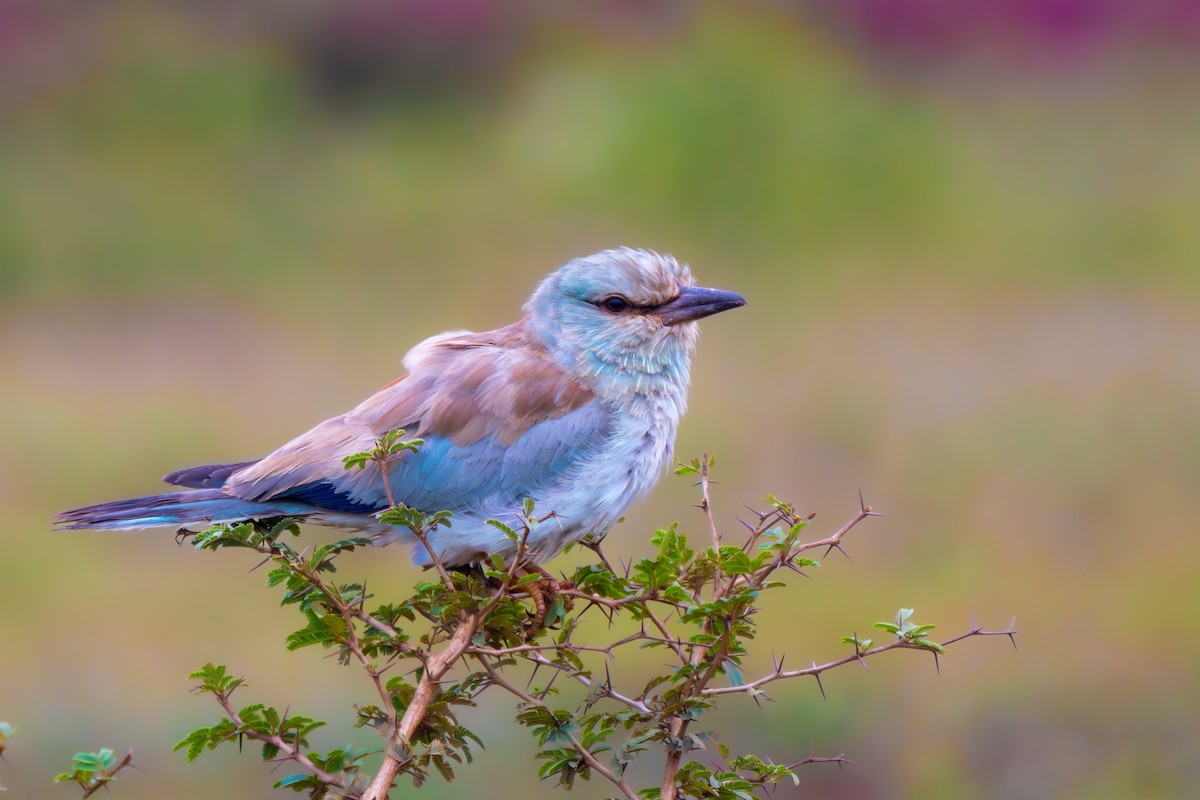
[55,489,313,531]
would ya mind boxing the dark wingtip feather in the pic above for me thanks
[163,460,259,489]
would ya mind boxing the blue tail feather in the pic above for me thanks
[54,489,313,531]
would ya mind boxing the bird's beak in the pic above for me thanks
[657,286,747,326]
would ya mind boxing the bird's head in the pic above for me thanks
[524,248,745,398]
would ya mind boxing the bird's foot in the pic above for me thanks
[517,571,575,639]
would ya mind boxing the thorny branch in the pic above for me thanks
[182,446,1016,800]
[475,657,640,800]
[701,622,1020,698]
[78,749,137,799]
[211,692,345,788]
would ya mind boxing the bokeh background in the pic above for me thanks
[3,1,1199,798]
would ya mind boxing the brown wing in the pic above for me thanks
[223,321,595,502]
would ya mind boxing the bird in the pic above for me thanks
[56,248,745,568]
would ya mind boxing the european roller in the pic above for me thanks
[56,248,745,567]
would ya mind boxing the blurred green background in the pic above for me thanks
[3,1,1199,797]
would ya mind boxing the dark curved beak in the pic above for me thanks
[657,285,747,326]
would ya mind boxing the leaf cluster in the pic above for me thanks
[52,747,135,798]
[166,441,1014,800]
[871,608,945,654]
[175,664,373,796]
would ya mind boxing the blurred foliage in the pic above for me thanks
[2,2,1199,799]
[3,3,1200,299]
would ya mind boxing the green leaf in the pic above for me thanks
[912,637,946,654]
[187,663,245,696]
[841,635,874,651]
[73,749,115,773]
[674,462,699,476]
[486,518,520,542]
[341,452,371,470]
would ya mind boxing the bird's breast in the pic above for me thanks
[569,385,685,521]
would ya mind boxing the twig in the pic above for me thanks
[375,447,456,593]
[702,622,1018,698]
[409,525,456,592]
[557,589,661,610]
[79,749,136,799]
[333,592,394,713]
[213,695,344,788]
[641,603,687,661]
[698,453,722,593]
[582,538,620,578]
[792,491,880,558]
[476,657,640,800]
[521,651,653,715]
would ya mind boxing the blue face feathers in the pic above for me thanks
[524,249,744,397]
[56,248,746,567]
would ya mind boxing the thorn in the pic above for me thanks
[735,516,756,533]
[858,490,883,518]
[784,562,811,578]
[538,667,560,700]
[812,665,826,701]
[743,502,768,522]
[851,631,869,670]
[932,651,940,674]
[824,542,853,562]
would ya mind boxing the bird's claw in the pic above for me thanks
[516,573,575,639]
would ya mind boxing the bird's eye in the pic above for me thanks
[600,295,630,313]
